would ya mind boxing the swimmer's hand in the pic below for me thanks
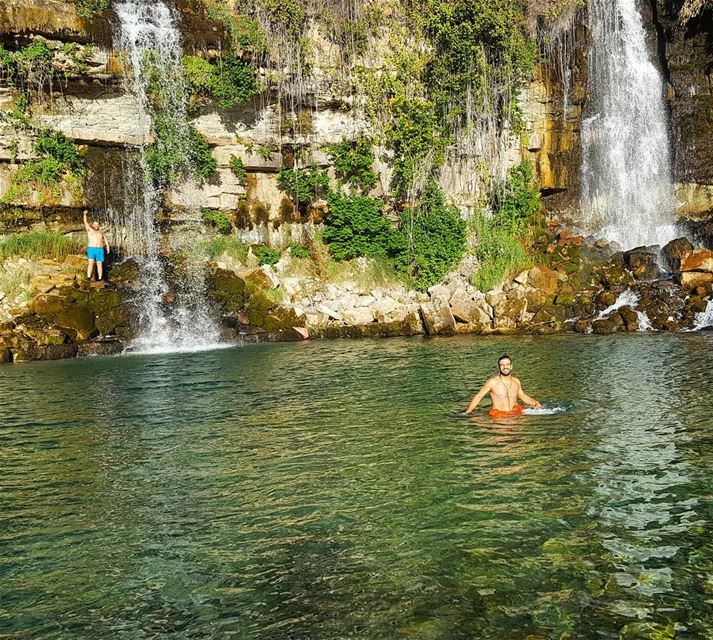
[528,401,543,409]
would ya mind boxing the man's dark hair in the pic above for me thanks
[498,354,512,365]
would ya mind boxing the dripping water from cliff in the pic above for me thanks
[113,0,221,353]
[580,0,679,250]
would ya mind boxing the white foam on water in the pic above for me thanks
[636,310,654,331]
[124,342,236,356]
[522,405,568,416]
[595,289,640,320]
[691,300,713,331]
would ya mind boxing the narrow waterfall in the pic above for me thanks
[114,0,221,353]
[580,0,678,250]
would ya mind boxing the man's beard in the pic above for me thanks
[499,369,511,377]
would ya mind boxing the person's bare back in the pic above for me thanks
[465,354,541,415]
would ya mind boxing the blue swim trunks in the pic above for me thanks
[87,247,105,262]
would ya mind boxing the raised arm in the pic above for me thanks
[465,379,492,414]
[517,381,541,408]
[82,209,90,231]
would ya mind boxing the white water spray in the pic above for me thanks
[114,0,221,353]
[581,0,678,249]
[691,300,713,331]
[595,289,654,331]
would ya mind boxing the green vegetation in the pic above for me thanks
[201,236,249,261]
[257,246,280,266]
[488,160,540,232]
[325,137,377,194]
[277,166,329,207]
[0,40,55,99]
[145,116,216,187]
[201,0,267,53]
[0,39,91,101]
[323,191,400,262]
[256,0,305,37]
[288,243,310,259]
[74,0,110,18]
[397,181,466,290]
[0,231,83,261]
[471,161,541,291]
[1,130,84,204]
[202,209,232,234]
[229,155,247,183]
[183,54,260,110]
[470,215,531,292]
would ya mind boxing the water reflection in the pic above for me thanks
[584,336,703,629]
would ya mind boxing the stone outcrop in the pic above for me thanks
[0,254,139,363]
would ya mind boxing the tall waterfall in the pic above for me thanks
[580,0,678,250]
[114,0,221,353]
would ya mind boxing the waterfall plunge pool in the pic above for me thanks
[1,333,712,639]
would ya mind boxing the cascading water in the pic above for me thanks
[113,0,221,353]
[580,0,678,250]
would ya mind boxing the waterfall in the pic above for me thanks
[114,0,222,353]
[580,0,678,250]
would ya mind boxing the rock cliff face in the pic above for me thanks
[1,0,712,363]
[655,0,713,224]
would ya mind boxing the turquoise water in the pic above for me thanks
[1,334,712,639]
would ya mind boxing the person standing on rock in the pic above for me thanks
[464,354,542,417]
[83,209,110,281]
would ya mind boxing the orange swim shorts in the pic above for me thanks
[488,405,524,418]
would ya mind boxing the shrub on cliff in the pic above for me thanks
[0,130,85,204]
[324,137,377,194]
[323,191,401,261]
[277,166,329,208]
[396,181,466,290]
[145,116,216,187]
[183,54,260,110]
[471,160,541,291]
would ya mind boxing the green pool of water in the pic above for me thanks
[1,333,712,639]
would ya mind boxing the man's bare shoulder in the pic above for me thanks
[485,375,499,386]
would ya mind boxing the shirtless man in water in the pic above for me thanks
[83,209,110,281]
[465,354,542,416]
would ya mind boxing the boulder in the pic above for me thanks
[493,296,527,331]
[316,304,342,321]
[527,264,559,295]
[372,298,398,323]
[450,296,489,325]
[680,271,713,291]
[419,296,456,335]
[77,340,125,357]
[680,248,713,273]
[245,265,280,291]
[12,343,77,362]
[621,247,660,281]
[618,306,640,332]
[662,237,694,272]
[341,307,374,325]
[592,315,623,334]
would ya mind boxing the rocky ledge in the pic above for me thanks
[208,232,712,341]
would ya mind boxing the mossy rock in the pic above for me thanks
[109,259,141,285]
[207,268,247,311]
[619,305,640,331]
[555,291,576,306]
[595,290,618,310]
[592,316,622,334]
